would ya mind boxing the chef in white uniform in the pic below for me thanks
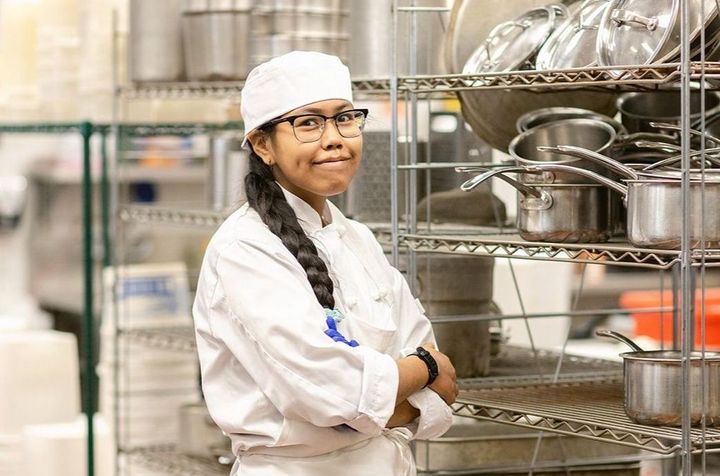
[193,51,458,476]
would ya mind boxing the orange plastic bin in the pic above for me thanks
[619,288,720,349]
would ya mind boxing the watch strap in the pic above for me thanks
[412,346,439,388]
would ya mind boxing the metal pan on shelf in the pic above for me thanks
[508,118,617,183]
[462,4,568,75]
[536,0,613,70]
[597,329,720,427]
[516,106,626,135]
[460,166,617,243]
[538,145,720,249]
[596,0,720,77]
[446,0,618,151]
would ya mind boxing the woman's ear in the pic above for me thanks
[247,130,275,166]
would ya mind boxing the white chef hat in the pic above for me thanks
[240,51,354,149]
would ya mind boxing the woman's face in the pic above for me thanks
[250,99,363,211]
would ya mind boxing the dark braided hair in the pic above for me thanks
[244,143,336,310]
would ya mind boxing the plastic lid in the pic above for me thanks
[597,0,678,67]
[463,6,563,74]
[537,0,611,69]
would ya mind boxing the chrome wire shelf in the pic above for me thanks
[124,445,230,476]
[119,326,196,352]
[454,380,720,455]
[119,78,392,99]
[120,204,228,229]
[404,62,720,93]
[460,346,622,390]
[400,233,720,270]
[118,63,720,99]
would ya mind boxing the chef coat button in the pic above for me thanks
[336,225,346,237]
[373,288,389,301]
[347,297,358,308]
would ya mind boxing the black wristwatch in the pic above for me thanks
[411,346,439,388]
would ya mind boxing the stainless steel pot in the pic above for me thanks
[182,0,253,81]
[516,107,627,135]
[539,145,720,249]
[415,255,494,378]
[508,118,617,184]
[461,167,615,243]
[597,330,720,426]
[617,91,720,134]
[129,0,185,82]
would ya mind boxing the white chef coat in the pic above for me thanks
[192,184,453,475]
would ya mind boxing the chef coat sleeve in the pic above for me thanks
[353,222,453,440]
[207,238,399,436]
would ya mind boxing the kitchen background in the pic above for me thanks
[1,0,719,475]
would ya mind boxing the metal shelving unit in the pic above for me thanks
[455,381,720,455]
[399,233,720,270]
[108,5,720,476]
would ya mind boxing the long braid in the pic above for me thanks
[244,151,336,310]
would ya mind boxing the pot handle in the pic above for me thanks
[595,329,645,352]
[643,150,720,171]
[536,145,639,180]
[614,132,680,146]
[649,121,720,146]
[524,164,628,198]
[460,167,547,201]
[632,140,682,153]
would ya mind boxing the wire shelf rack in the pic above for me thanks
[119,326,197,352]
[120,205,229,229]
[454,380,720,455]
[117,63,720,99]
[124,445,230,476]
[119,78,393,99]
[403,62,720,93]
[400,232,720,270]
[461,346,622,389]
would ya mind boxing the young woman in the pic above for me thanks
[193,51,458,476]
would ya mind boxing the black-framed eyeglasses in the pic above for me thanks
[261,108,369,143]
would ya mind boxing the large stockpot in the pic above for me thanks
[461,167,616,243]
[182,0,253,81]
[597,330,720,427]
[617,91,720,134]
[129,0,185,82]
[508,118,617,184]
[539,145,720,249]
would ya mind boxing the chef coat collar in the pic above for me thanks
[278,182,333,233]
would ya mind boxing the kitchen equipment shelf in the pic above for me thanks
[405,63,720,93]
[119,326,196,353]
[454,380,720,455]
[117,63,720,100]
[125,445,228,476]
[120,204,228,229]
[118,78,394,100]
[399,233,720,270]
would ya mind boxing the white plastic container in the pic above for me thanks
[0,331,80,434]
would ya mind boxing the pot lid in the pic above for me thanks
[536,0,612,69]
[597,0,679,68]
[463,5,565,74]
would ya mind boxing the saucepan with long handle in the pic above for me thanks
[460,166,615,243]
[537,145,720,249]
[596,329,720,426]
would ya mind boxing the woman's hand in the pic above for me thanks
[386,400,420,428]
[422,343,459,405]
[395,343,459,407]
